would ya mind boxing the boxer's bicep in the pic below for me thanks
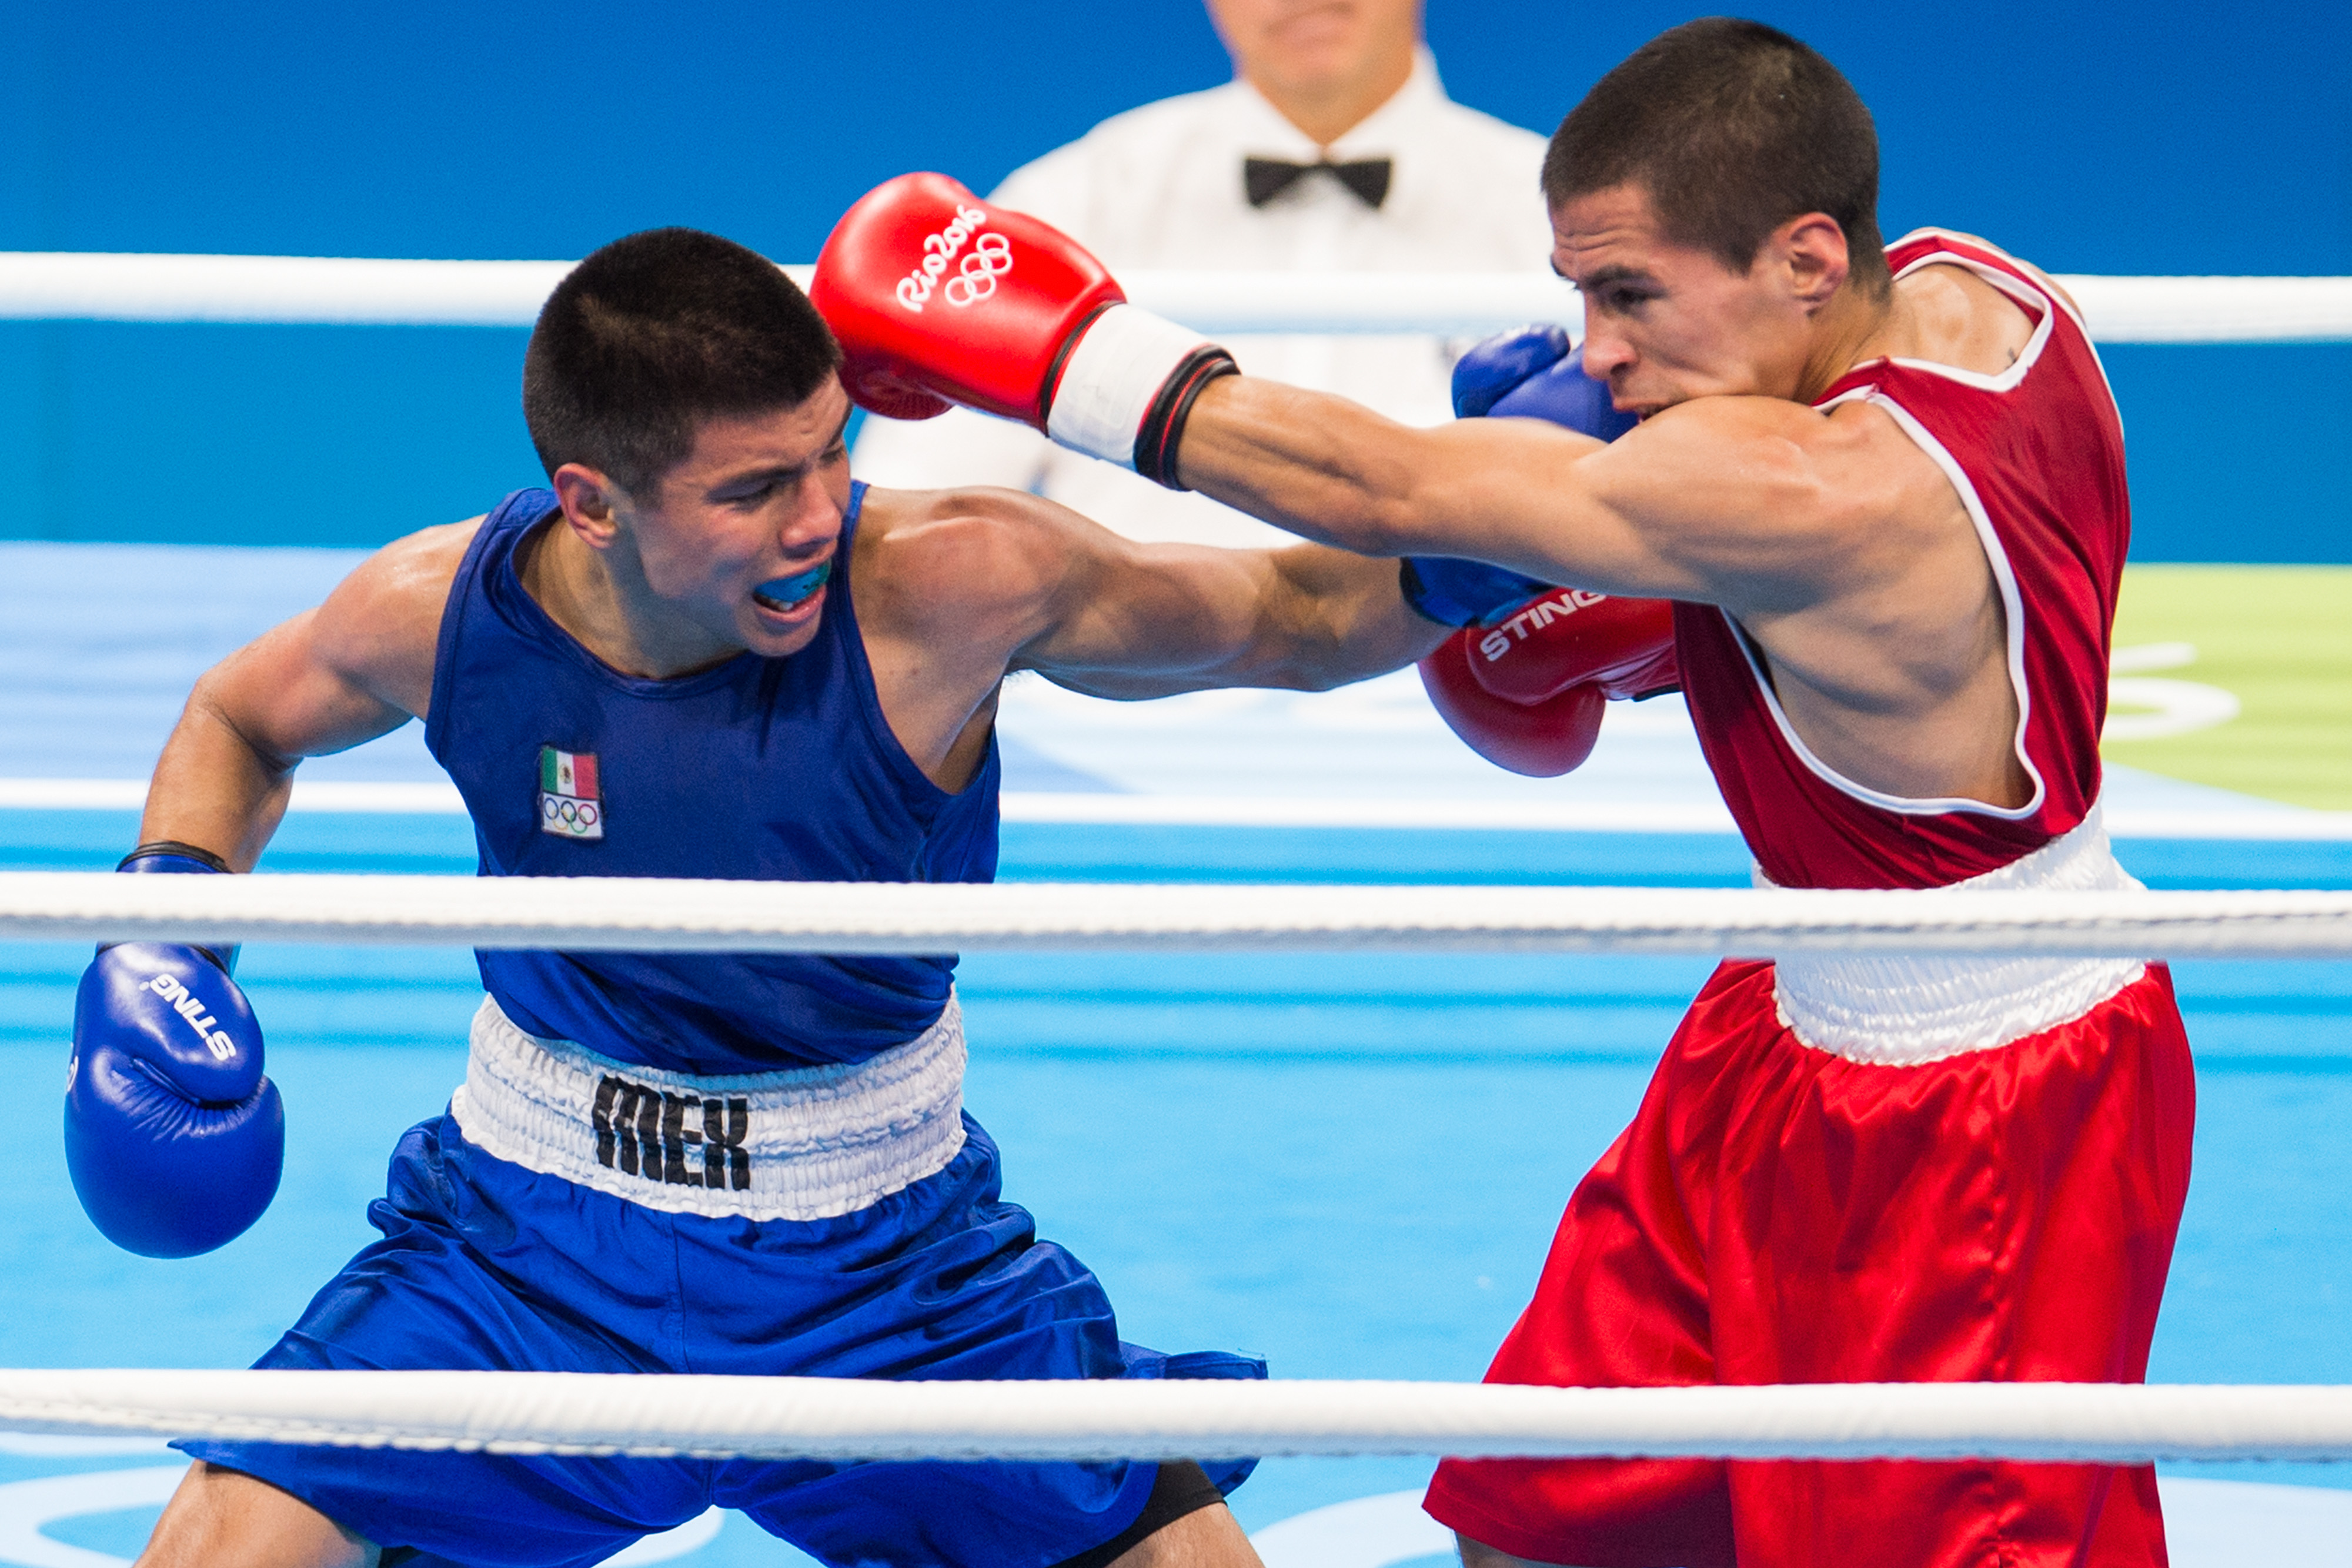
[1018,531,1281,697]
[143,607,418,864]
[178,519,473,770]
[1443,401,1903,612]
[191,612,413,770]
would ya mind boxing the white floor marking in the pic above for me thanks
[2106,676,2242,742]
[2109,638,2240,741]
[2111,642,2202,676]
[0,1465,2344,1567]
[2161,1477,2352,1566]
[595,1506,726,1566]
[1242,1479,2352,1568]
[0,1469,721,1568]
[0,1467,184,1568]
[1250,1490,1451,1568]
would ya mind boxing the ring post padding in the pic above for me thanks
[4,1372,2352,1463]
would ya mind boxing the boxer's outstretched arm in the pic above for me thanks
[1018,530,1445,700]
[881,487,1442,701]
[140,522,473,868]
[1172,376,1916,614]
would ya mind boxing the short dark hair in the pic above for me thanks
[522,227,843,494]
[1542,18,1889,295]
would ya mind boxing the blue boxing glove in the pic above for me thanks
[1451,322,1638,432]
[65,842,283,1258]
[1400,325,1641,627]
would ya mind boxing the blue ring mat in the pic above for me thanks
[1,543,2347,1566]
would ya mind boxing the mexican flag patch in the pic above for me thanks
[539,746,603,840]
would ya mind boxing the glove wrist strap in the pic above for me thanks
[115,840,237,972]
[119,841,233,875]
[1045,305,1234,487]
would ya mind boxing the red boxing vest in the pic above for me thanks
[1674,230,2129,891]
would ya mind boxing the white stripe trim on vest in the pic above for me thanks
[450,994,968,1221]
[1763,805,2147,1065]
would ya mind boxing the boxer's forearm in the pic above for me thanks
[1178,379,1856,608]
[1176,379,1639,580]
[1174,379,1432,555]
[140,691,298,872]
[1259,544,1449,691]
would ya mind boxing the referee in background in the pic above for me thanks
[853,0,1554,548]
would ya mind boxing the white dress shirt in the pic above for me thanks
[851,51,1551,548]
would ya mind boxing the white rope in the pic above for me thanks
[2,253,2348,343]
[2,871,2348,957]
[2,1371,2348,1463]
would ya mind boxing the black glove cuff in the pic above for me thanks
[1134,348,1239,490]
[119,841,234,875]
[113,841,237,972]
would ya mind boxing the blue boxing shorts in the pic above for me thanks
[179,997,1262,1568]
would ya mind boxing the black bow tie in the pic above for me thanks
[1244,156,1392,210]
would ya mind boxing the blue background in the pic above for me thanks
[0,0,2345,558]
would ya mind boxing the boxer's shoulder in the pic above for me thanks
[308,516,482,708]
[851,483,1079,641]
[1889,263,2037,377]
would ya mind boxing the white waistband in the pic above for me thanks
[450,994,968,1221]
[1763,805,2148,1066]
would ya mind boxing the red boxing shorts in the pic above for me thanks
[1425,958,2194,1568]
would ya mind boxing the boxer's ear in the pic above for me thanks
[1772,211,1852,313]
[551,463,625,551]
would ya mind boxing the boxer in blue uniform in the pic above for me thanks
[88,229,1450,1568]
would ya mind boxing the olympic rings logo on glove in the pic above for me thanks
[941,232,1014,307]
[896,205,1011,313]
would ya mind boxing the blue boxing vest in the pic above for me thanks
[423,484,999,1074]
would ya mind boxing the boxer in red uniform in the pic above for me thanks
[814,17,2194,1567]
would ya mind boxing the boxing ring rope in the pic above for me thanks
[3,252,2351,342]
[16,877,2346,1469]
[7,255,2346,1483]
[3,1370,2351,1463]
[4,871,2351,957]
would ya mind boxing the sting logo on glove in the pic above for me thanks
[143,971,240,1062]
[1479,589,1611,663]
[896,205,1011,313]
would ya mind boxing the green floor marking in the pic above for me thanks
[2104,564,2351,810]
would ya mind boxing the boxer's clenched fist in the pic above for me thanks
[1399,328,1639,629]
[812,173,1237,487]
[1419,627,1608,778]
[1469,589,1679,706]
[65,844,282,1258]
[1418,590,1678,777]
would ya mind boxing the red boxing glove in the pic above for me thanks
[1468,589,1679,705]
[1418,627,1606,778]
[812,173,1236,486]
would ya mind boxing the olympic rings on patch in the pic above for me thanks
[542,796,601,830]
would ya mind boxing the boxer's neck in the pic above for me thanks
[1793,282,1898,404]
[523,517,745,683]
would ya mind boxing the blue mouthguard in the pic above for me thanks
[756,559,833,606]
